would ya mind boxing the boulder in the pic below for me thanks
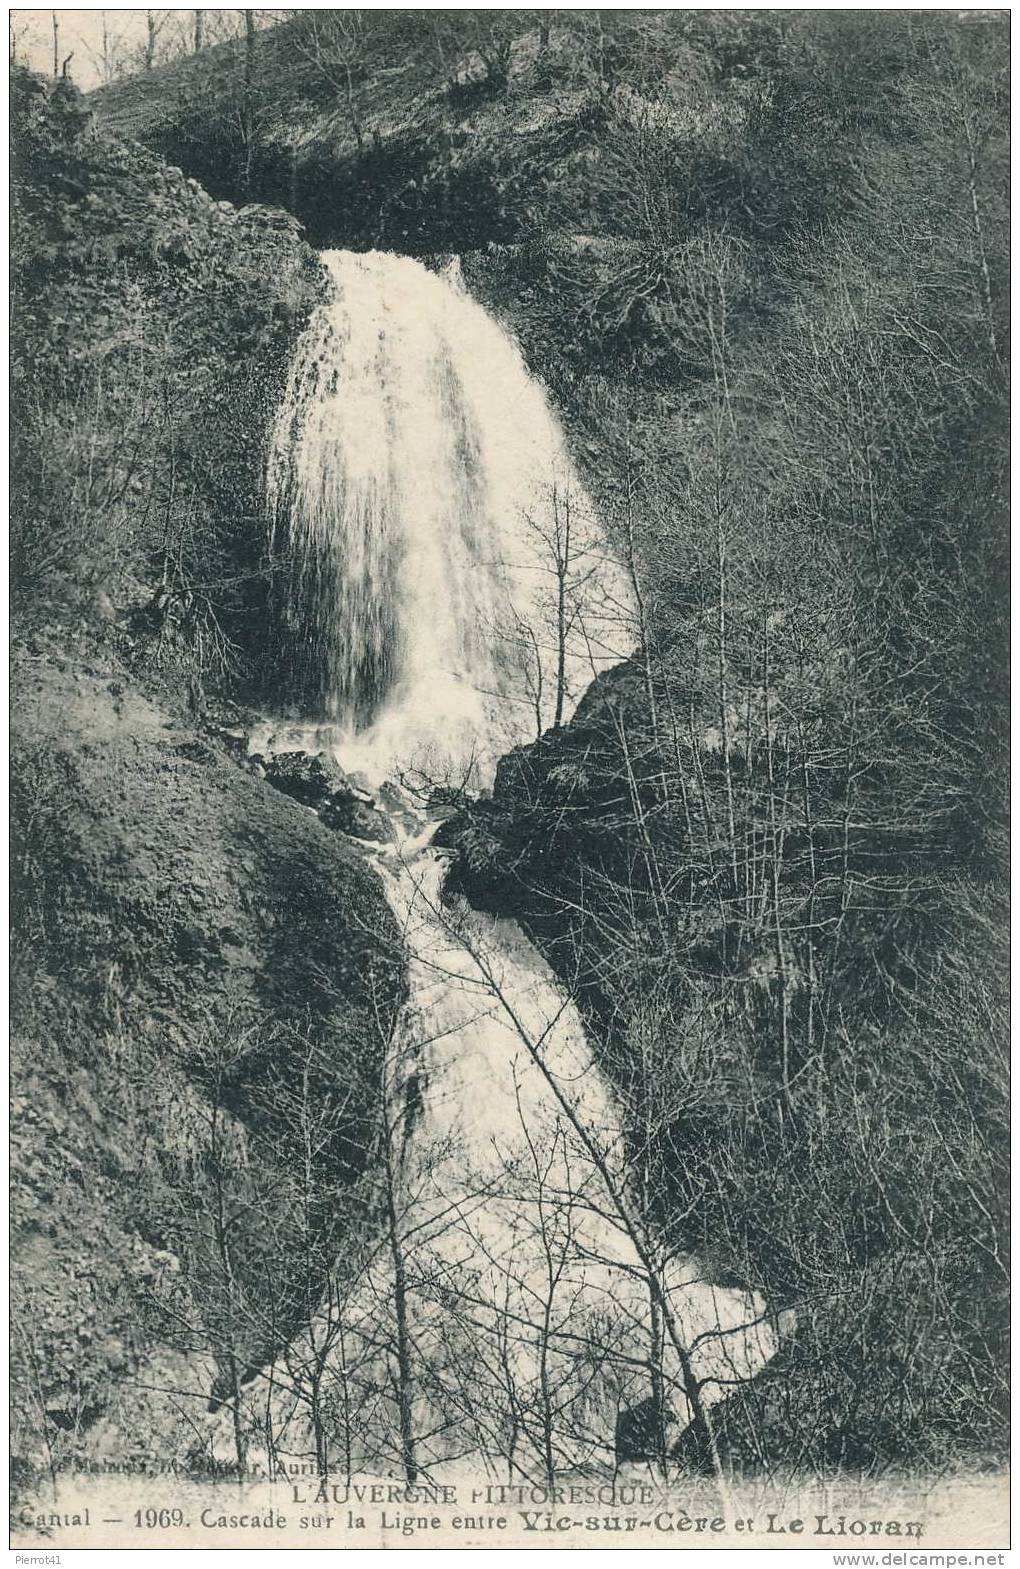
[571,659,645,731]
[320,796,396,844]
[615,1397,684,1464]
[262,748,352,807]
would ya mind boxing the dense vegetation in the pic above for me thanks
[11,8,1008,1484]
[11,63,323,693]
[446,10,1009,1472]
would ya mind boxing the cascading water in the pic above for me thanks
[266,248,628,787]
[352,836,782,1474]
[232,250,782,1477]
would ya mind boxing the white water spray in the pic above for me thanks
[267,248,628,787]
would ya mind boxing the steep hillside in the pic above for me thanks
[10,645,406,1466]
[12,64,325,691]
[92,11,806,253]
[92,11,610,249]
[10,70,405,1471]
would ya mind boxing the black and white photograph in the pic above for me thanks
[9,5,1009,1554]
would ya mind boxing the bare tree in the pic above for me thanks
[76,10,130,86]
[390,853,775,1484]
[143,10,164,72]
[290,11,368,154]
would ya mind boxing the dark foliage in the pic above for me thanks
[440,9,1008,1472]
[10,65,324,695]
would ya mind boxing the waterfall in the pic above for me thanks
[267,248,628,788]
[233,249,783,1478]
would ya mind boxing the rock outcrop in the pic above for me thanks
[257,749,396,843]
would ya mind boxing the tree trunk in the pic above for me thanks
[963,117,999,362]
[337,1323,354,1486]
[715,478,739,904]
[310,1369,328,1480]
[385,1177,417,1483]
[209,1097,247,1475]
[537,1319,556,1489]
[648,1288,670,1479]
[193,10,204,53]
[553,487,569,729]
[379,1092,416,1483]
[241,10,257,192]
